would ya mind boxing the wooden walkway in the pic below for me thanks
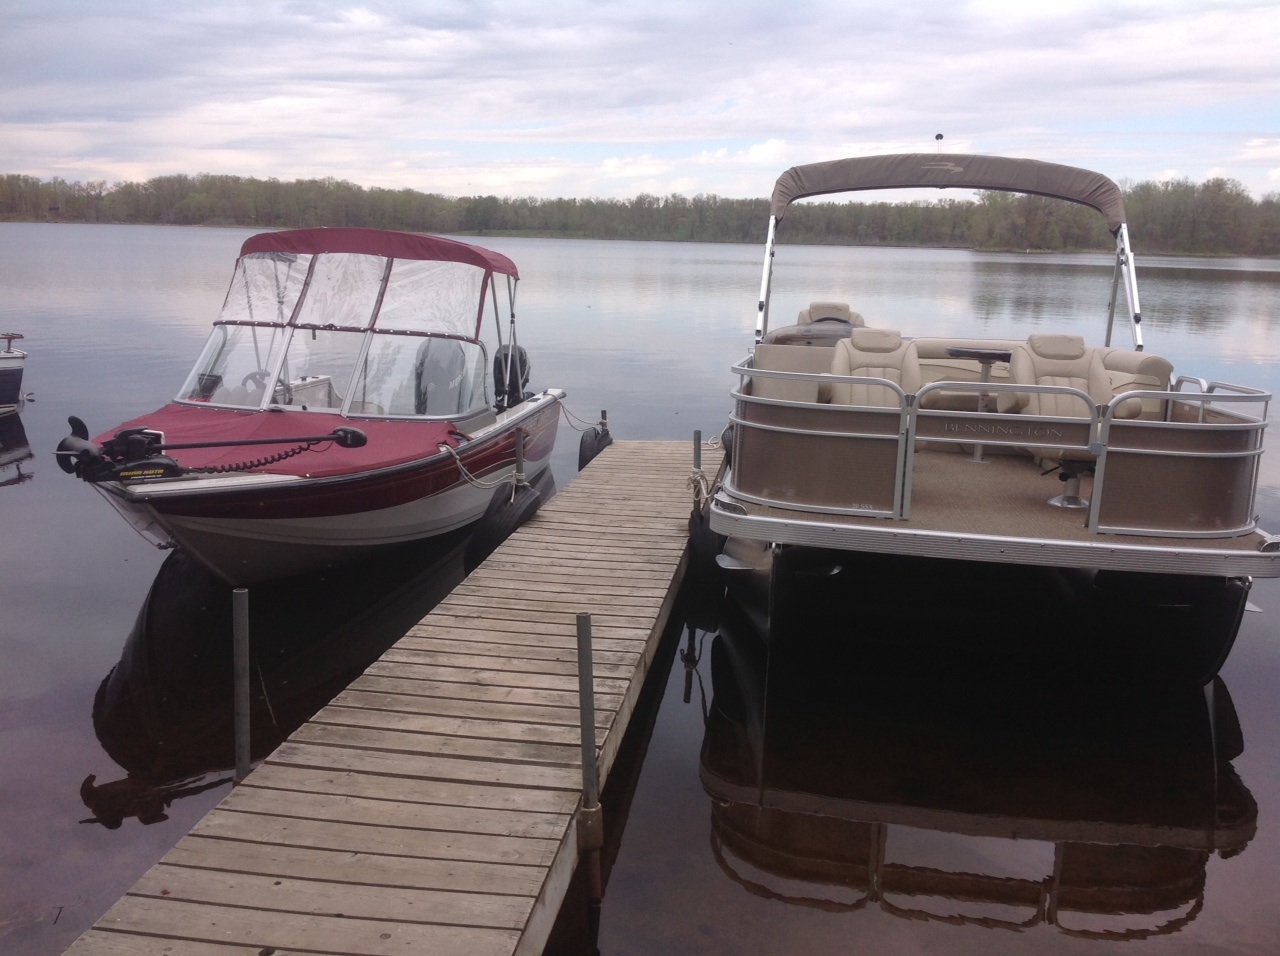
[66,440,705,956]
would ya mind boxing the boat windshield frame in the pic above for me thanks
[174,228,518,419]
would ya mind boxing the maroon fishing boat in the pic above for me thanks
[57,228,565,584]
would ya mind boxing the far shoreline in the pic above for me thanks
[0,218,1275,262]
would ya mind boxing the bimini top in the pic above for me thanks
[240,227,519,279]
[771,153,1127,235]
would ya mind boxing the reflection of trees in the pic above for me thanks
[2,171,1277,255]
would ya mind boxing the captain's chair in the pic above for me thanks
[797,301,864,326]
[762,301,865,345]
[826,328,920,407]
[414,337,467,416]
[1001,334,1111,508]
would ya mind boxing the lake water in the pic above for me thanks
[3,223,1280,954]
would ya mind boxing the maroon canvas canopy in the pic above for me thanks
[240,227,519,278]
[771,153,1127,235]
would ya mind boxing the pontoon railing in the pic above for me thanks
[724,356,1271,539]
[1090,387,1269,536]
[729,362,911,519]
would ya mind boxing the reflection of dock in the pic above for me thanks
[65,441,706,955]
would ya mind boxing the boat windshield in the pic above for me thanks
[175,248,498,417]
[177,323,290,406]
[177,326,488,417]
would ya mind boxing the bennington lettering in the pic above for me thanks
[942,422,1066,439]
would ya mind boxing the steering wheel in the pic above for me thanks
[241,370,293,404]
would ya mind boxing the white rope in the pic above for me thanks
[687,469,712,502]
[438,443,517,491]
[560,403,608,433]
[689,433,724,505]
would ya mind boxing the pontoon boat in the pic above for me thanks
[709,154,1278,674]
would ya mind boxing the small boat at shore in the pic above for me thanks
[0,332,26,414]
[707,153,1279,677]
[57,228,564,584]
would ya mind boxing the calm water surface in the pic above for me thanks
[2,224,1280,954]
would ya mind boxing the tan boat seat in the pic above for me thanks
[826,328,920,407]
[749,344,836,403]
[1001,334,1112,508]
[1099,347,1174,420]
[797,300,864,326]
[999,334,1111,419]
[763,301,865,346]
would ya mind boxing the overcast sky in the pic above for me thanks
[3,0,1278,199]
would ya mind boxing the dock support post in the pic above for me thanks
[514,428,528,488]
[233,587,251,784]
[693,429,702,472]
[575,612,604,929]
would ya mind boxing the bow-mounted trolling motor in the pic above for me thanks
[55,416,368,482]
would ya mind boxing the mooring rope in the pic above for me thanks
[687,435,723,504]
[560,403,608,433]
[687,469,712,502]
[437,442,517,491]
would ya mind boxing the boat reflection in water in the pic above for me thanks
[81,524,478,828]
[0,412,33,488]
[700,562,1257,941]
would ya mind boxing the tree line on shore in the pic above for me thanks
[1,170,1276,256]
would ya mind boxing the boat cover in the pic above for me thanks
[240,228,519,279]
[96,404,461,478]
[771,153,1127,234]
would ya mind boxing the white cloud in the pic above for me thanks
[2,1,1279,197]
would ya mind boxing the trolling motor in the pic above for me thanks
[55,416,367,482]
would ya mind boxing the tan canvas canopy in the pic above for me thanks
[771,153,1127,235]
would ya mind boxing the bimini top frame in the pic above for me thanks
[755,153,1143,350]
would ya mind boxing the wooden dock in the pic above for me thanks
[65,440,706,956]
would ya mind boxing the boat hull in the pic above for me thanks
[98,394,562,584]
[0,350,25,414]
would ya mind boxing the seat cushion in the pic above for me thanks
[829,329,920,407]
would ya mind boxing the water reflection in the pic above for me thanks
[0,412,33,487]
[82,531,471,828]
[700,574,1257,941]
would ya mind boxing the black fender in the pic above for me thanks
[578,425,614,470]
[465,482,543,572]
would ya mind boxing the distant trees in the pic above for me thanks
[0,170,1275,256]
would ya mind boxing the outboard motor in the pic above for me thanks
[493,344,531,410]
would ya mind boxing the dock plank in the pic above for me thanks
[330,687,608,729]
[234,764,578,814]
[132,866,535,930]
[91,896,519,956]
[284,721,585,768]
[189,810,562,868]
[163,838,550,895]
[310,705,610,748]
[221,785,570,839]
[63,441,708,956]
